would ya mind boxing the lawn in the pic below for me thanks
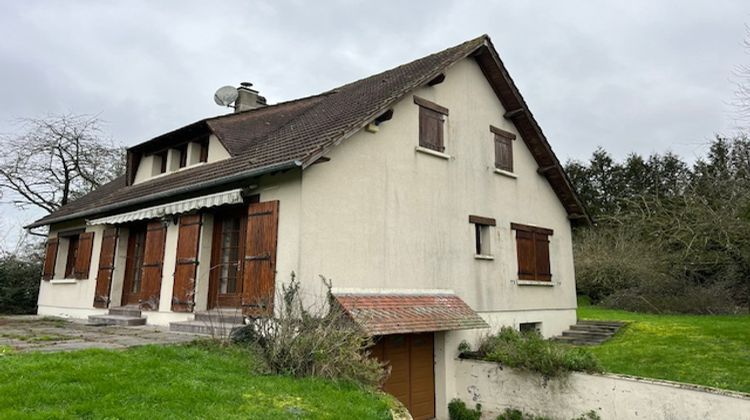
[0,342,392,420]
[578,305,750,394]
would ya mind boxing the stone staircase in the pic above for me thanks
[88,306,147,326]
[170,310,245,336]
[554,320,626,345]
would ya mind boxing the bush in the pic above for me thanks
[473,327,601,377]
[231,274,385,387]
[0,251,41,314]
[496,408,550,420]
[448,399,482,420]
[602,278,736,314]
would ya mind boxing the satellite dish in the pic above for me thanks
[214,86,239,107]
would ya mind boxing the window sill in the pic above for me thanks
[415,146,451,160]
[494,168,517,179]
[516,280,553,287]
[474,254,494,260]
[50,278,78,284]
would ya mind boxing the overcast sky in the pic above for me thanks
[1,0,750,248]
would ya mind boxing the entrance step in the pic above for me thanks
[169,320,244,336]
[193,310,246,325]
[88,306,147,326]
[553,320,626,346]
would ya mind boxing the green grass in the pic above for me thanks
[0,342,392,420]
[578,305,750,393]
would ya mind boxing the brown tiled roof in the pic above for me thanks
[333,292,489,335]
[29,34,591,228]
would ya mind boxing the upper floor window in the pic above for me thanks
[177,144,188,168]
[469,215,496,257]
[156,151,168,174]
[491,125,516,172]
[199,140,209,163]
[511,223,552,281]
[414,96,448,152]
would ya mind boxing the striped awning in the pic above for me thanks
[332,289,489,335]
[87,189,244,225]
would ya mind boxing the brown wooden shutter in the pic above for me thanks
[42,238,59,280]
[172,214,202,312]
[140,221,167,310]
[73,232,95,279]
[242,201,279,316]
[515,230,536,280]
[495,136,513,171]
[419,107,445,152]
[93,228,118,308]
[535,234,551,281]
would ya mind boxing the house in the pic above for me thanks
[27,35,590,419]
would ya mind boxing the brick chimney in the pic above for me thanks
[234,82,267,112]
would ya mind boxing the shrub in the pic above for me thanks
[448,399,482,420]
[0,251,41,314]
[496,408,550,420]
[231,274,385,387]
[474,327,601,377]
[601,278,736,314]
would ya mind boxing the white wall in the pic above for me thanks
[37,223,108,318]
[454,359,750,420]
[295,57,576,328]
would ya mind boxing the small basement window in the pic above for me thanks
[519,322,541,334]
[469,215,496,258]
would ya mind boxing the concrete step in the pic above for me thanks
[169,320,243,336]
[108,306,142,317]
[577,320,627,328]
[194,310,245,325]
[88,314,147,326]
[553,336,607,345]
[570,324,620,333]
[562,330,612,338]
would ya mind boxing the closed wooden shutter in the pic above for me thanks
[495,135,513,171]
[172,214,202,312]
[419,107,445,152]
[242,201,279,316]
[73,232,95,279]
[93,228,118,308]
[140,221,167,310]
[515,230,536,280]
[42,238,59,280]
[535,234,551,281]
[513,223,553,281]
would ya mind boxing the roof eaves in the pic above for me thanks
[24,159,301,229]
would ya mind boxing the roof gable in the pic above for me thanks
[29,35,590,228]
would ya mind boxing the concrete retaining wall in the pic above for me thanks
[454,359,750,420]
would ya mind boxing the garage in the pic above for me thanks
[370,333,435,419]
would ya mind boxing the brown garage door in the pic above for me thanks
[371,333,435,420]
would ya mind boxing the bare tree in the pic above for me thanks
[0,114,124,213]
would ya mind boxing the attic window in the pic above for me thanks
[155,151,168,174]
[491,125,516,173]
[414,96,448,152]
[177,144,188,168]
[199,140,209,163]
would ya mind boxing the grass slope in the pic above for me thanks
[578,305,750,394]
[0,342,392,420]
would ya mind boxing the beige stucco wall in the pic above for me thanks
[295,57,576,327]
[454,359,750,420]
[37,222,109,318]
